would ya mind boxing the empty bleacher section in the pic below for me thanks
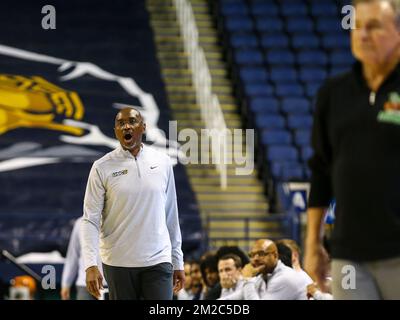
[0,0,203,275]
[147,0,295,250]
[211,0,353,209]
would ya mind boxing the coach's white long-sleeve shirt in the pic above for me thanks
[81,144,184,271]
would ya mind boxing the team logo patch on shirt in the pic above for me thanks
[377,92,400,125]
[112,169,128,177]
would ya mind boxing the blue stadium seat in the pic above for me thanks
[235,49,263,65]
[299,67,327,83]
[272,161,297,175]
[281,167,304,181]
[255,17,284,32]
[240,67,268,82]
[292,34,320,49]
[281,3,308,17]
[250,2,279,16]
[267,146,299,162]
[256,114,286,129]
[310,1,338,17]
[297,50,327,66]
[305,82,322,98]
[322,34,350,50]
[287,115,313,130]
[316,17,342,34]
[270,67,298,83]
[244,83,274,96]
[231,33,258,48]
[286,17,314,34]
[221,2,249,16]
[271,161,304,181]
[225,16,253,32]
[275,83,304,98]
[261,130,292,145]
[301,146,314,162]
[249,97,280,113]
[329,50,355,66]
[266,50,295,65]
[260,33,290,49]
[294,129,311,147]
[281,98,310,114]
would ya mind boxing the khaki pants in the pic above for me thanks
[332,256,400,300]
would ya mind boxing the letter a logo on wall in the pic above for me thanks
[292,191,306,212]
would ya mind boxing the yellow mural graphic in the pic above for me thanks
[0,74,85,136]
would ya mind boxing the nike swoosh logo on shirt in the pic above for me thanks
[150,166,158,169]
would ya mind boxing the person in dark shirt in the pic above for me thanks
[200,253,221,300]
[304,0,400,299]
[189,260,203,300]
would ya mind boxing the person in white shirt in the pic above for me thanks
[82,107,185,300]
[276,239,313,287]
[218,254,244,299]
[60,217,107,300]
[234,239,307,300]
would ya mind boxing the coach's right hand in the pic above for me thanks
[303,207,330,293]
[86,266,103,299]
[304,242,330,293]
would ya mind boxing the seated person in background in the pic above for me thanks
[200,253,221,300]
[61,217,107,300]
[189,260,203,300]
[276,239,313,286]
[176,261,194,300]
[218,254,244,300]
[276,242,293,268]
[10,276,36,300]
[236,239,307,300]
[215,246,250,267]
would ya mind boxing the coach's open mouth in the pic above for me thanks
[124,133,133,143]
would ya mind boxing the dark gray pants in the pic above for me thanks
[102,262,173,300]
